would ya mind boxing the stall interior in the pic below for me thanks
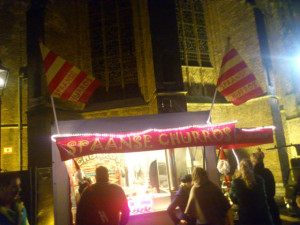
[68,146,205,219]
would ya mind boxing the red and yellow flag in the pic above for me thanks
[39,42,101,103]
[217,41,264,105]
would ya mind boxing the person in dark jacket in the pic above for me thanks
[0,172,29,225]
[296,175,300,208]
[230,159,273,225]
[181,167,231,225]
[76,166,130,225]
[251,151,281,224]
[167,174,196,225]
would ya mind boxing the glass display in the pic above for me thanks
[69,150,171,216]
[67,146,205,223]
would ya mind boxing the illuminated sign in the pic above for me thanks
[55,123,236,161]
[54,123,274,161]
[3,147,13,154]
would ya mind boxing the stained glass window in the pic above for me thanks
[176,0,212,67]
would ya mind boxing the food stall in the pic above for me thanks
[51,111,274,225]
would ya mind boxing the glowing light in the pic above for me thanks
[232,149,240,170]
[240,126,275,132]
[0,78,4,88]
[295,56,300,72]
[128,194,153,215]
[51,121,237,142]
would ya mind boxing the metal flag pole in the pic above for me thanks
[206,88,218,124]
[206,37,231,124]
[232,148,240,170]
[50,96,60,134]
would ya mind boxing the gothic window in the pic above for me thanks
[88,0,140,101]
[176,0,212,67]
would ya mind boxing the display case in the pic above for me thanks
[69,150,170,217]
[68,146,205,221]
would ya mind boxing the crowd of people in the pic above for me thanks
[1,149,299,225]
[166,150,283,225]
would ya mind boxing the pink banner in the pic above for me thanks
[221,127,274,149]
[55,123,236,161]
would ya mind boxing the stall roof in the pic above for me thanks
[53,111,274,161]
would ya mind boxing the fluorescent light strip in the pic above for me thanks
[240,126,275,132]
[51,121,238,142]
[232,149,240,170]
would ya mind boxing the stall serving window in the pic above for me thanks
[68,147,205,219]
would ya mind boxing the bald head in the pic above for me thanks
[96,166,109,183]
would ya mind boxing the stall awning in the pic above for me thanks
[52,112,274,161]
[218,127,274,149]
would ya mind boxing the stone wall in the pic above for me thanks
[184,0,300,189]
[0,1,29,171]
[0,0,299,186]
[287,118,300,156]
[204,0,267,92]
[188,96,282,180]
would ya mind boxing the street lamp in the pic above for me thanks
[0,61,9,95]
[0,60,9,172]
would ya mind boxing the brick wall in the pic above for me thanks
[0,1,28,171]
[0,0,299,186]
[185,0,297,191]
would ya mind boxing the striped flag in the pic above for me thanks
[39,42,101,103]
[217,40,264,105]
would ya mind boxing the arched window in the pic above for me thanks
[88,0,140,101]
[176,0,212,67]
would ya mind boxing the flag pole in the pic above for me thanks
[206,37,231,124]
[50,96,60,134]
[206,88,217,123]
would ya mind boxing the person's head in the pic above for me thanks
[250,152,264,166]
[95,166,109,183]
[192,167,209,185]
[180,174,193,188]
[0,173,21,206]
[239,159,256,189]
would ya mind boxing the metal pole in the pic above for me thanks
[165,150,172,193]
[166,149,178,191]
[50,96,60,134]
[19,73,23,171]
[206,88,217,123]
[206,37,230,124]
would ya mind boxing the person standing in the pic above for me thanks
[251,151,281,224]
[181,167,231,225]
[76,166,130,225]
[0,172,29,225]
[167,174,196,225]
[296,175,300,208]
[230,159,273,225]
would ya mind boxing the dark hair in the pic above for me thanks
[0,172,19,187]
[192,167,208,185]
[181,174,192,183]
[96,166,109,183]
[250,152,264,166]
